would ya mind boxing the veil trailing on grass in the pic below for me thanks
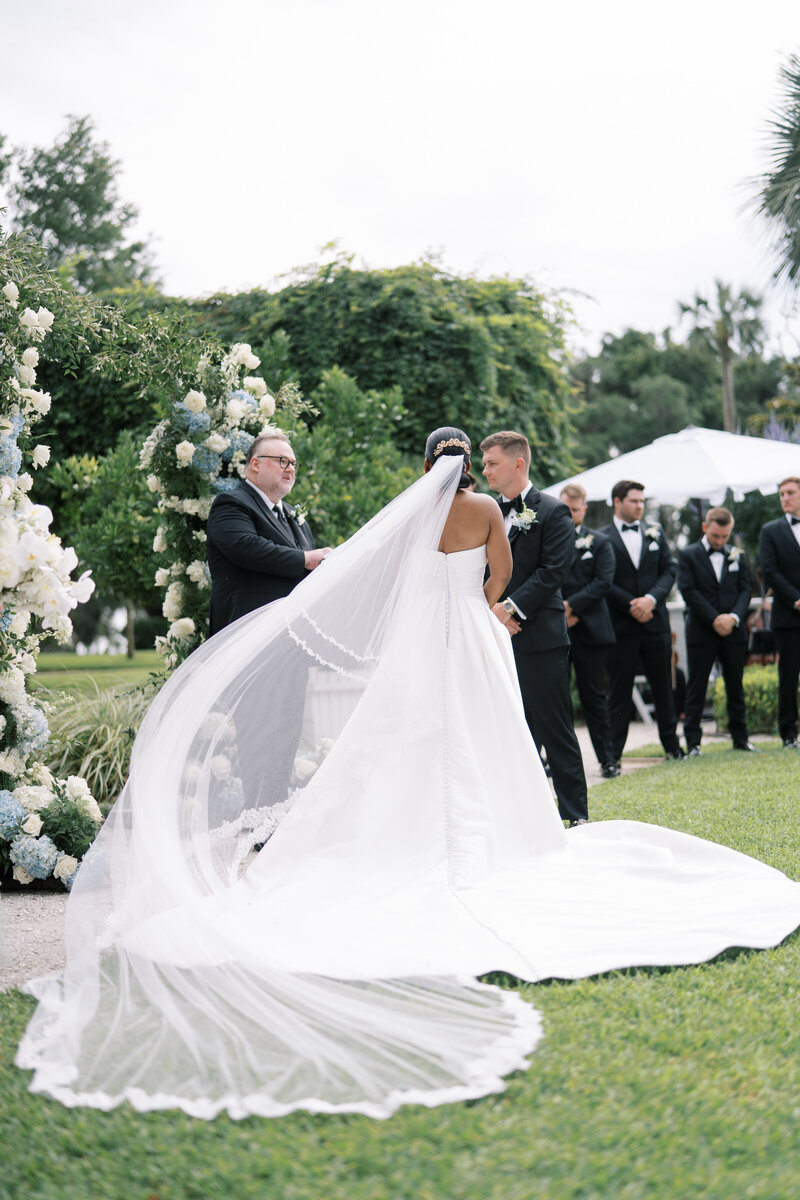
[16,455,544,1118]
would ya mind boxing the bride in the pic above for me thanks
[16,427,800,1119]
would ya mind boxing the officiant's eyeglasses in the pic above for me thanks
[255,454,297,470]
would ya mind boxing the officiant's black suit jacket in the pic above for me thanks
[503,488,573,652]
[206,482,315,635]
[759,518,800,630]
[676,541,751,646]
[562,529,615,648]
[600,522,675,641]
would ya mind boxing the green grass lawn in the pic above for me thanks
[2,748,799,1200]
[29,650,162,696]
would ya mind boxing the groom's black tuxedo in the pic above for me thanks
[563,528,616,768]
[600,520,680,759]
[500,487,588,823]
[760,515,800,742]
[206,482,315,635]
[677,539,752,749]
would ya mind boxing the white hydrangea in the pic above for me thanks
[243,376,267,398]
[225,398,247,425]
[206,432,229,454]
[0,666,26,705]
[183,390,207,413]
[169,617,196,641]
[13,784,55,811]
[258,394,276,419]
[0,749,25,777]
[175,440,195,467]
[163,581,184,622]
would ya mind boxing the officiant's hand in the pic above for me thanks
[305,548,332,570]
[629,595,655,623]
[492,603,522,635]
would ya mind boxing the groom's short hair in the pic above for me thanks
[246,430,291,464]
[480,431,531,467]
[611,479,644,503]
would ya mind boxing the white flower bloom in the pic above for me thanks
[16,472,33,492]
[0,750,26,777]
[146,474,162,493]
[36,307,54,334]
[3,281,20,307]
[155,567,170,586]
[16,651,36,675]
[225,398,247,424]
[195,529,207,544]
[0,666,26,705]
[31,445,50,469]
[206,432,229,454]
[18,364,36,387]
[163,581,184,622]
[70,570,95,604]
[293,757,318,783]
[210,754,231,778]
[230,343,260,370]
[13,784,54,812]
[20,388,51,415]
[21,813,43,836]
[153,527,167,553]
[175,440,195,467]
[258,394,276,418]
[183,390,207,412]
[74,793,103,824]
[21,347,39,368]
[169,617,196,640]
[186,559,208,586]
[243,376,267,399]
[0,715,5,738]
[28,761,54,788]
[12,865,33,885]
[65,775,92,801]
[54,854,79,880]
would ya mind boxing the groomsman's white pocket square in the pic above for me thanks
[648,542,659,551]
[729,562,739,572]
[581,551,593,560]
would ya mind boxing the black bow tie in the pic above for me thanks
[498,495,523,516]
[791,516,800,526]
[621,522,639,533]
[706,544,723,555]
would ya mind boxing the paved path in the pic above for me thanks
[0,719,718,994]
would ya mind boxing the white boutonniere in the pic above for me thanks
[727,546,742,562]
[575,533,594,551]
[291,504,307,527]
[645,524,661,540]
[510,502,539,533]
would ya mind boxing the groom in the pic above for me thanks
[481,431,589,826]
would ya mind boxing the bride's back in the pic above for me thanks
[438,490,501,554]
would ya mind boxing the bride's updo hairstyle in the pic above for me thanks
[425,426,472,490]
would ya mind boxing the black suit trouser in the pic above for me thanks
[609,630,679,759]
[774,627,800,741]
[570,641,614,766]
[683,638,747,748]
[513,644,588,823]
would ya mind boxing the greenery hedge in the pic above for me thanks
[713,664,785,734]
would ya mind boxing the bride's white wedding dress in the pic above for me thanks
[16,458,800,1119]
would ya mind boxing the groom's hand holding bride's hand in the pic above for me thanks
[305,548,332,570]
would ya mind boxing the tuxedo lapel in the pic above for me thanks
[779,518,800,559]
[695,541,720,585]
[239,484,297,548]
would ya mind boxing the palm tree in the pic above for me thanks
[754,54,800,288]
[679,281,764,433]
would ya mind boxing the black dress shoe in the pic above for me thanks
[782,738,799,749]
[664,748,686,761]
[687,745,701,757]
[600,762,621,778]
[568,818,589,828]
[732,741,759,752]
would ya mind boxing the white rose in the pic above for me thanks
[183,390,207,412]
[65,775,92,801]
[21,347,39,368]
[258,394,276,418]
[206,433,229,454]
[36,307,54,334]
[153,528,166,553]
[21,389,51,415]
[186,559,208,586]
[16,473,33,492]
[12,865,33,885]
[13,784,54,811]
[231,343,260,370]
[243,376,267,399]
[175,440,195,467]
[19,308,45,341]
[74,793,103,823]
[146,474,162,493]
[163,581,184,622]
[225,398,247,424]
[18,364,36,387]
[210,754,231,778]
[184,763,203,785]
[31,445,50,469]
[194,530,207,544]
[169,617,196,641]
[21,813,43,836]
[3,281,20,307]
[155,567,170,586]
[54,854,79,881]
[16,651,36,675]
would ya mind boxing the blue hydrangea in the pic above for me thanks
[13,703,50,755]
[172,403,211,437]
[192,447,222,474]
[0,435,22,478]
[227,388,258,411]
[0,608,12,632]
[221,430,253,462]
[8,412,24,436]
[10,833,60,879]
[211,477,240,493]
[0,790,25,839]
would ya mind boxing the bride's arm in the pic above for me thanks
[484,505,513,606]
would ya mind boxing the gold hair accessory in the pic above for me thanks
[434,438,470,457]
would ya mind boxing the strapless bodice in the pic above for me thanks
[432,545,488,594]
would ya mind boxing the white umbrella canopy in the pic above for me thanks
[545,426,800,507]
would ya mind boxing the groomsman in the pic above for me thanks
[601,480,683,762]
[482,431,589,826]
[759,476,800,748]
[559,484,619,778]
[677,507,755,755]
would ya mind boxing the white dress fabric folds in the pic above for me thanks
[16,457,800,1119]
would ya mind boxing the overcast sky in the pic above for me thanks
[3,0,800,355]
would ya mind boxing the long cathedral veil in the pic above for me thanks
[17,455,543,1118]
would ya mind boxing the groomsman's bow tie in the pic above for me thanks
[498,495,523,516]
[621,522,639,533]
[706,544,724,555]
[791,516,800,526]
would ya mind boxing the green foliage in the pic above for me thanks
[713,664,783,734]
[38,794,99,860]
[291,368,416,546]
[2,115,156,293]
[4,750,800,1198]
[42,683,152,811]
[182,253,579,481]
[754,52,800,289]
